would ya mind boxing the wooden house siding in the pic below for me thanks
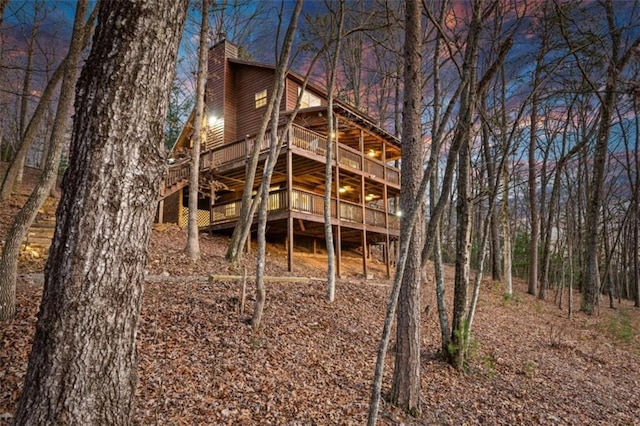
[286,79,297,111]
[206,45,224,150]
[206,41,238,150]
[223,43,237,143]
[234,65,274,139]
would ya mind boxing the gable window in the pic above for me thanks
[255,89,267,108]
[298,87,321,108]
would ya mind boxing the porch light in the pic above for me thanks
[368,149,376,157]
[339,186,347,193]
[396,210,403,217]
[208,115,219,127]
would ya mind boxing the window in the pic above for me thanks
[255,89,267,108]
[298,87,321,108]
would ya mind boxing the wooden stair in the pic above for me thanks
[159,158,191,200]
[21,215,56,258]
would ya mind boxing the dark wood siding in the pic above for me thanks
[286,78,298,111]
[206,44,224,150]
[205,41,238,150]
[223,43,237,143]
[234,65,274,139]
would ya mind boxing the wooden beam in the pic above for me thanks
[158,199,164,223]
[288,216,294,272]
[336,224,342,278]
[209,275,323,283]
[287,147,294,273]
[362,229,369,279]
[385,233,391,279]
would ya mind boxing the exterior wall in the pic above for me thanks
[285,79,298,111]
[223,43,237,144]
[234,65,275,140]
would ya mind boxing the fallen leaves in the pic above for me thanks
[2,171,640,424]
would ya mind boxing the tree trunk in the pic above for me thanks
[480,92,501,283]
[633,96,640,307]
[451,135,472,370]
[226,2,299,265]
[13,2,186,423]
[502,170,513,297]
[448,0,482,371]
[527,90,540,296]
[432,169,450,354]
[390,0,422,415]
[427,0,451,355]
[251,0,303,330]
[15,1,43,185]
[0,0,93,322]
[324,0,344,303]
[186,0,209,261]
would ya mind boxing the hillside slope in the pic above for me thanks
[1,168,639,424]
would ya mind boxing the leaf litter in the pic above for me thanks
[1,186,640,424]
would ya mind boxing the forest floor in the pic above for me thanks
[1,166,640,425]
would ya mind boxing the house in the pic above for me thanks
[159,39,402,278]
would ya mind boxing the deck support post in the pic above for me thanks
[287,216,294,272]
[385,233,391,279]
[362,229,368,278]
[158,199,164,224]
[287,143,294,272]
[336,225,342,278]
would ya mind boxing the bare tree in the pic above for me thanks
[555,0,640,313]
[390,0,422,415]
[13,1,187,423]
[0,2,97,321]
[186,0,210,261]
[226,1,301,265]
[368,0,427,423]
[321,0,344,303]
[0,7,94,202]
[250,0,303,330]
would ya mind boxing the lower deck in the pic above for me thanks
[157,187,399,278]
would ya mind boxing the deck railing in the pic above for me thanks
[339,199,362,223]
[203,123,400,186]
[365,207,387,228]
[290,126,336,158]
[338,145,362,170]
[210,187,401,236]
[363,157,384,178]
